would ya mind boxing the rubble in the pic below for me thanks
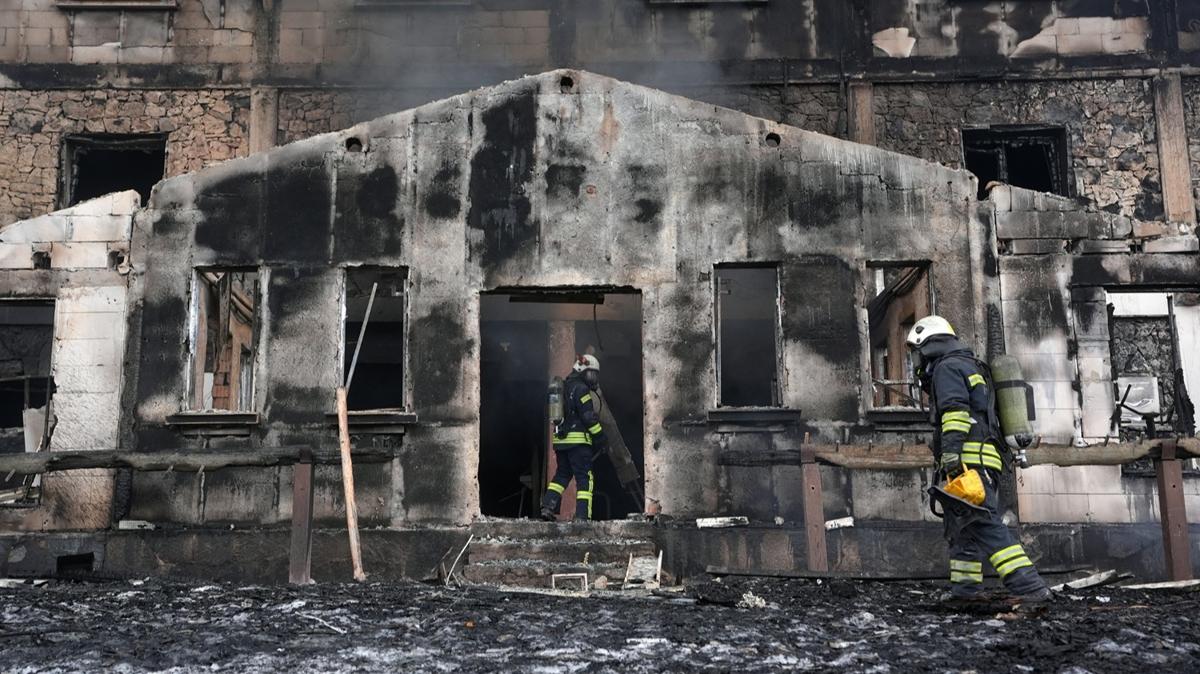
[2,577,1197,672]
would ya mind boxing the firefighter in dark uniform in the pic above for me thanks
[540,354,608,521]
[907,316,1051,602]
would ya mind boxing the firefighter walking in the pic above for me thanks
[907,316,1051,602]
[541,354,608,521]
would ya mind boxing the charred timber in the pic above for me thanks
[0,446,396,474]
[718,438,1200,470]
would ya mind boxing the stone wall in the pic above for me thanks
[875,78,1161,220]
[0,89,250,225]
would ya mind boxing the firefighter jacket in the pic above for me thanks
[921,338,1004,473]
[553,373,608,450]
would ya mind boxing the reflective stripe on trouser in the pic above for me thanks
[989,544,1034,579]
[961,442,1003,471]
[949,559,983,584]
[967,373,985,388]
[553,431,592,446]
[575,470,594,519]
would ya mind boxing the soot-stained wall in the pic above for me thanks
[125,70,986,525]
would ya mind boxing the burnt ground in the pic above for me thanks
[1,577,1197,673]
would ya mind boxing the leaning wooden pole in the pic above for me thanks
[337,386,366,582]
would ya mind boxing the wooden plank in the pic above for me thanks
[288,457,314,585]
[800,446,829,573]
[0,445,396,474]
[1153,74,1197,224]
[336,386,367,582]
[847,81,875,145]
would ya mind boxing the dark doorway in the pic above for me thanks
[963,127,1069,200]
[60,134,167,208]
[479,290,643,520]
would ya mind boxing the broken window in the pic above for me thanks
[187,270,260,412]
[962,127,1069,200]
[716,265,780,407]
[343,267,407,411]
[0,300,55,504]
[59,134,167,208]
[867,263,931,409]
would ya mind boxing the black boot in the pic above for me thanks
[539,491,562,521]
[1005,566,1050,602]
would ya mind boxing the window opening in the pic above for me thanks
[716,265,780,407]
[60,134,167,208]
[962,127,1069,200]
[343,267,407,411]
[188,269,260,412]
[0,300,55,505]
[867,263,930,409]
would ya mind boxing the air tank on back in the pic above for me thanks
[990,354,1034,450]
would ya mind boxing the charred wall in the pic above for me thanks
[122,71,984,526]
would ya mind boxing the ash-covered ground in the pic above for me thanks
[2,576,1197,673]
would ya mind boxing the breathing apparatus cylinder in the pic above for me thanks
[548,377,564,430]
[990,354,1034,453]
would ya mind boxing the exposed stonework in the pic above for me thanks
[0,89,250,225]
[1184,76,1200,222]
[875,79,1162,221]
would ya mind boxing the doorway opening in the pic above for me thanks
[479,289,643,521]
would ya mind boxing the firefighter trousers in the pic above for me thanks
[542,444,595,520]
[945,468,1047,597]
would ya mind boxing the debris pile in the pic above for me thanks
[2,576,1197,671]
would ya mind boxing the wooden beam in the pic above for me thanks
[847,81,875,145]
[1153,74,1197,224]
[289,456,315,585]
[717,438,1200,470]
[0,445,397,475]
[799,446,829,573]
[1156,440,1193,581]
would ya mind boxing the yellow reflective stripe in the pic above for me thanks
[996,557,1033,578]
[950,560,982,572]
[942,410,971,422]
[576,491,592,499]
[579,393,592,404]
[963,442,1003,469]
[553,432,592,445]
[942,422,972,434]
[950,571,983,583]
[588,423,603,435]
[989,545,1024,566]
[547,482,565,494]
[968,374,986,388]
[585,471,594,518]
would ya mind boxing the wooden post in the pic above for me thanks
[1155,439,1193,581]
[336,386,367,581]
[1153,74,1197,224]
[847,82,876,146]
[800,442,829,573]
[289,451,314,585]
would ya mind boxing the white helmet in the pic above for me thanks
[572,354,600,373]
[906,315,956,348]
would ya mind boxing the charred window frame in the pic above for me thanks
[58,134,167,209]
[342,267,408,411]
[866,262,932,410]
[186,269,262,413]
[0,300,55,506]
[715,264,781,408]
[962,127,1070,200]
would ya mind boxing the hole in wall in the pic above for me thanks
[55,552,95,577]
[559,75,575,93]
[59,134,167,210]
[764,132,781,148]
[31,251,50,270]
[345,137,364,153]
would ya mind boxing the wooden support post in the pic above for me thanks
[1153,74,1197,224]
[1155,439,1193,581]
[799,444,829,573]
[336,386,367,582]
[289,451,314,585]
[847,82,875,146]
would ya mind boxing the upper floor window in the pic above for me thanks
[867,262,931,410]
[187,269,260,412]
[59,134,166,209]
[715,264,780,407]
[963,127,1069,200]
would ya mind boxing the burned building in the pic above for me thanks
[0,2,1198,582]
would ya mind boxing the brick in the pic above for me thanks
[57,285,125,312]
[1103,32,1145,54]
[279,11,324,29]
[1058,33,1104,55]
[0,242,33,269]
[118,46,167,64]
[50,241,110,269]
[501,10,548,28]
[23,27,54,47]
[1075,17,1115,36]
[207,44,255,63]
[53,363,122,394]
[1007,238,1065,255]
[1077,239,1131,254]
[1143,235,1199,253]
[25,10,68,29]
[0,214,70,242]
[72,12,121,46]
[122,13,170,47]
